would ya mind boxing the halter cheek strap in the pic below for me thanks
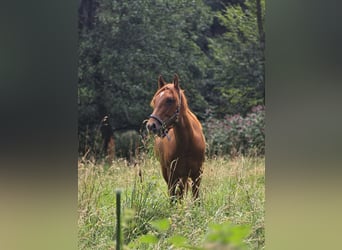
[149,114,163,126]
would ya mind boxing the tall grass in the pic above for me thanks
[78,155,264,249]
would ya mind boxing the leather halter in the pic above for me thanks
[149,88,182,138]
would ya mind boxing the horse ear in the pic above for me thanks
[158,75,166,89]
[173,74,179,89]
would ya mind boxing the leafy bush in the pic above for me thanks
[129,218,251,249]
[204,105,265,157]
[114,130,142,161]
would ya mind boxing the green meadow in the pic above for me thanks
[78,155,264,249]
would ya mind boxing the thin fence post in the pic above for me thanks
[115,189,122,250]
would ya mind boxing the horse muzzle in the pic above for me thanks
[146,114,169,137]
[146,120,159,134]
[146,114,161,134]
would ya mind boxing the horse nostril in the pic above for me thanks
[147,122,157,133]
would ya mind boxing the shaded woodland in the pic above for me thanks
[78,0,265,156]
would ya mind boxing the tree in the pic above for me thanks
[207,0,265,116]
[78,0,212,153]
[78,0,266,155]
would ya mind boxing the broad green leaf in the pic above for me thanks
[150,218,170,232]
[167,235,188,247]
[137,234,158,244]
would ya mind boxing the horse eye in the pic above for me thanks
[166,98,174,104]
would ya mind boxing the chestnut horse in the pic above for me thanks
[146,74,205,201]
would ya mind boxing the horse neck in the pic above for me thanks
[173,109,194,144]
[172,92,196,142]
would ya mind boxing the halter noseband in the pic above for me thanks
[149,88,182,138]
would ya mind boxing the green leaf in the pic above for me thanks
[150,218,170,232]
[167,235,188,247]
[137,234,158,244]
[205,221,251,246]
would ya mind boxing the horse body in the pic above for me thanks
[146,74,205,200]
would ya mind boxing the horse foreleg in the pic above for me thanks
[177,177,188,199]
[191,173,202,201]
[168,177,186,203]
[168,179,178,204]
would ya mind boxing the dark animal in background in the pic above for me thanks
[100,116,115,162]
[146,74,206,201]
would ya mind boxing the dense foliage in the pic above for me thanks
[204,105,265,157]
[78,0,265,156]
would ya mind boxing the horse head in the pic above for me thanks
[146,74,182,137]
